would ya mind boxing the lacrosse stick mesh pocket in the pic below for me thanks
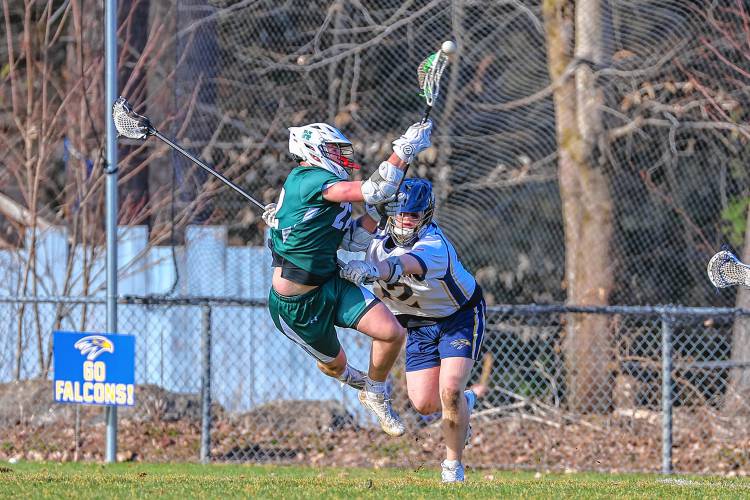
[112,97,151,139]
[707,251,750,288]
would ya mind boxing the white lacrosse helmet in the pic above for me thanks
[288,123,360,180]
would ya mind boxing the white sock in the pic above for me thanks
[337,365,357,382]
[365,377,386,394]
[443,459,460,468]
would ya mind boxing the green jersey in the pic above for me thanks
[269,166,353,279]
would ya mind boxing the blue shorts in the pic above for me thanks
[405,298,486,372]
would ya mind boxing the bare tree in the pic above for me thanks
[543,0,614,412]
[0,0,261,378]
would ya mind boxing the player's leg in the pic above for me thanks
[333,275,405,382]
[404,323,442,415]
[267,285,366,390]
[439,357,474,461]
[355,302,405,382]
[437,299,486,482]
[334,276,406,436]
[406,366,441,414]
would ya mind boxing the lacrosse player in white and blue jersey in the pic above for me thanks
[339,178,486,483]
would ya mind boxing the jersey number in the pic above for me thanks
[332,202,352,230]
[379,282,420,309]
[269,188,286,229]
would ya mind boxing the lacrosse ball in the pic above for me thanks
[441,40,457,55]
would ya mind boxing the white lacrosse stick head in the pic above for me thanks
[707,250,750,288]
[112,97,153,140]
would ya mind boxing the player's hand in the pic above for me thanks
[366,193,404,224]
[365,203,382,224]
[340,260,379,285]
[262,203,277,228]
[393,119,432,163]
[382,191,405,216]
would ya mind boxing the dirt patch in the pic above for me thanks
[0,381,208,427]
[1,381,749,474]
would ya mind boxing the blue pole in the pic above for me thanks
[104,0,118,463]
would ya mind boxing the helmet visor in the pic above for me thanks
[321,142,360,170]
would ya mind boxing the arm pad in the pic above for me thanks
[341,218,375,252]
[361,161,404,205]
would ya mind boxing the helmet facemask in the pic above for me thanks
[387,178,435,247]
[389,208,433,247]
[320,142,360,172]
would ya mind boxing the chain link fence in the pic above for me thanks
[2,0,750,476]
[2,296,750,474]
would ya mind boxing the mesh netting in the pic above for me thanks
[4,0,750,474]
[121,0,748,305]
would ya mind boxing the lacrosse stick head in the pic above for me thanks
[112,97,153,140]
[707,250,750,288]
[417,50,449,107]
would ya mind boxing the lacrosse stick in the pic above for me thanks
[417,40,454,123]
[707,250,750,289]
[377,41,455,229]
[112,97,264,210]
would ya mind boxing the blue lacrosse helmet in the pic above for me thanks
[388,178,435,247]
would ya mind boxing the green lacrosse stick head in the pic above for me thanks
[417,53,438,98]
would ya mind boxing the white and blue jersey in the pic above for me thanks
[365,223,486,371]
[367,224,476,318]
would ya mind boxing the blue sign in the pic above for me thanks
[53,331,135,407]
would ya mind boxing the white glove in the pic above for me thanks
[392,119,433,163]
[340,260,379,285]
[262,203,277,228]
[365,192,405,224]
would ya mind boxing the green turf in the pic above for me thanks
[1,462,749,499]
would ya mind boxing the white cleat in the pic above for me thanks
[339,367,367,391]
[441,460,465,483]
[358,389,405,437]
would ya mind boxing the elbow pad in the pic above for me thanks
[341,218,375,252]
[361,161,404,205]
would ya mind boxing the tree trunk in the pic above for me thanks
[725,204,750,413]
[544,0,614,413]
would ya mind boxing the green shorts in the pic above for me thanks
[268,274,379,363]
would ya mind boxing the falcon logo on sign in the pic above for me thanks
[74,335,114,361]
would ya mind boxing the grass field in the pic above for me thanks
[1,462,749,498]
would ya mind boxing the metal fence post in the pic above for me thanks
[104,0,119,464]
[200,303,212,463]
[661,309,674,474]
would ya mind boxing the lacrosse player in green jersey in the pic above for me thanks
[262,121,432,436]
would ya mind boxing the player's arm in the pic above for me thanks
[339,253,425,285]
[396,254,424,276]
[321,153,407,203]
[340,237,445,285]
[323,120,432,205]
